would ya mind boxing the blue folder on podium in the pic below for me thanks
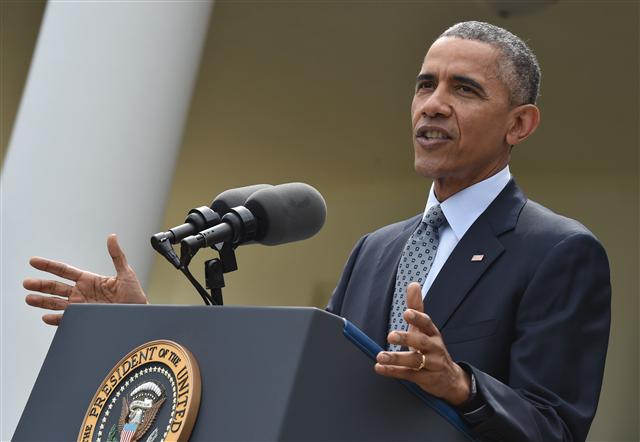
[14,304,475,441]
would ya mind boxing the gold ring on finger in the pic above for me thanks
[412,350,426,371]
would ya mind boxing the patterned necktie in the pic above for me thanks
[387,204,446,351]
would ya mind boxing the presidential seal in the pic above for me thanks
[78,340,201,442]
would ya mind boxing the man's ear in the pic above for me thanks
[506,104,540,146]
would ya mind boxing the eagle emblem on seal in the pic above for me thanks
[115,381,166,442]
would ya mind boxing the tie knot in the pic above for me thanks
[424,204,446,229]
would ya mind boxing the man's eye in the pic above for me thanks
[417,81,435,91]
[457,85,476,94]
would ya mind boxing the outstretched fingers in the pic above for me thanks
[23,278,73,297]
[107,234,130,275]
[403,282,440,337]
[405,282,425,313]
[404,309,440,336]
[42,313,64,326]
[374,362,424,380]
[29,257,83,282]
[25,294,70,311]
[377,350,427,371]
[387,329,438,352]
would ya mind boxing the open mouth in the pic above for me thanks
[415,127,452,144]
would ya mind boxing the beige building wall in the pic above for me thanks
[3,1,637,441]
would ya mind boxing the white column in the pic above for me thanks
[0,1,213,438]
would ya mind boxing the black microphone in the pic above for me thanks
[211,184,273,215]
[180,183,326,265]
[151,184,272,267]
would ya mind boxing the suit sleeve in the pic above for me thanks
[326,234,369,315]
[464,232,611,442]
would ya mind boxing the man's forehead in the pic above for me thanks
[419,37,502,80]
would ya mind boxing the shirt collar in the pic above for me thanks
[424,166,512,240]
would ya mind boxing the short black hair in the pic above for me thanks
[439,21,541,105]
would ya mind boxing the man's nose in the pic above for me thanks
[419,88,452,118]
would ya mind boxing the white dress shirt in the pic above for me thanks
[420,166,512,299]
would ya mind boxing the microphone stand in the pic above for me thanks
[152,231,239,306]
[177,237,239,306]
[179,265,215,305]
[203,242,238,306]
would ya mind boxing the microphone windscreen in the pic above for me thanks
[211,184,272,214]
[245,183,326,246]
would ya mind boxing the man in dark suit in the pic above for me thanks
[24,21,609,441]
[327,22,610,442]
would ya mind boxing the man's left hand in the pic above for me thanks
[375,282,471,406]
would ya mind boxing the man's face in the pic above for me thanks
[411,37,514,195]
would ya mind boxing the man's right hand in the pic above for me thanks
[24,234,148,326]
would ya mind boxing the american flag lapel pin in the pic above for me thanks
[471,254,484,262]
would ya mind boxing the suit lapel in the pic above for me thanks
[424,219,504,329]
[424,180,526,330]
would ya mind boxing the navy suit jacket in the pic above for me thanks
[327,180,611,442]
